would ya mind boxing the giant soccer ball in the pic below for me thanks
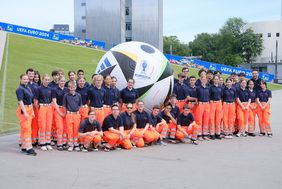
[96,41,174,111]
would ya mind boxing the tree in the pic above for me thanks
[163,36,190,56]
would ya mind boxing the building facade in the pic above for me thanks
[74,0,163,50]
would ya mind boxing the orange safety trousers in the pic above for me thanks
[17,106,33,149]
[79,106,89,122]
[138,128,159,144]
[248,103,258,133]
[66,113,81,146]
[103,131,132,149]
[257,102,271,133]
[103,107,112,117]
[155,122,169,138]
[124,129,143,148]
[92,108,105,126]
[51,105,57,141]
[54,107,67,146]
[31,106,38,143]
[196,103,210,135]
[209,101,222,135]
[176,100,186,113]
[237,103,249,133]
[79,135,102,148]
[187,102,197,118]
[223,103,236,134]
[175,124,200,140]
[168,122,177,139]
[38,105,53,145]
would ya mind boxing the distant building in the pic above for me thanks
[74,0,163,50]
[50,24,71,35]
[243,0,282,83]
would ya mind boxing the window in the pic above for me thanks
[267,33,271,37]
[81,16,86,20]
[125,7,130,16]
[81,2,86,6]
[276,33,280,37]
[126,22,132,31]
[126,37,132,42]
[82,29,86,33]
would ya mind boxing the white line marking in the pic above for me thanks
[0,34,9,121]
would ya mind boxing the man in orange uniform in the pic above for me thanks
[176,105,199,145]
[78,110,103,152]
[102,104,132,151]
[173,73,189,113]
[63,81,82,152]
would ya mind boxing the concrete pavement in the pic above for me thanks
[0,90,282,189]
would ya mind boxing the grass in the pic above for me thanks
[0,33,281,133]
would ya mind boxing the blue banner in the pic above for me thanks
[0,22,106,49]
[165,54,274,82]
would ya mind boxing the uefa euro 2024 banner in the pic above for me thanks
[165,54,274,82]
[0,22,106,49]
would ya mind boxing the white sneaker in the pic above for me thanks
[41,146,47,151]
[81,147,88,152]
[46,145,53,151]
[229,135,233,139]
[74,146,80,152]
[68,146,74,152]
[236,133,241,137]
[224,135,230,139]
[242,133,247,137]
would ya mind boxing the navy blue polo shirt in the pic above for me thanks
[232,82,240,90]
[76,85,89,105]
[103,85,116,106]
[183,78,190,86]
[171,105,180,118]
[16,84,33,105]
[222,87,237,103]
[150,113,163,127]
[187,85,197,101]
[173,82,189,100]
[133,110,151,129]
[112,87,120,104]
[210,85,223,101]
[27,82,38,95]
[248,89,257,103]
[120,112,134,130]
[63,92,82,112]
[87,86,105,108]
[237,88,250,102]
[120,87,139,104]
[52,86,68,106]
[78,118,102,133]
[257,89,272,102]
[159,111,175,123]
[34,85,52,104]
[251,78,262,92]
[102,114,123,131]
[48,81,58,89]
[177,113,194,126]
[196,85,210,102]
[195,79,201,87]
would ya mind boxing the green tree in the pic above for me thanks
[163,36,190,56]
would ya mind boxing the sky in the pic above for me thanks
[0,0,281,43]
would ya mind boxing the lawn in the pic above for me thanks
[0,33,281,133]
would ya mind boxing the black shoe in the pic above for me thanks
[26,148,37,156]
[57,146,64,151]
[210,135,216,140]
[259,132,266,136]
[267,133,273,137]
[62,144,68,151]
[248,133,256,137]
[168,138,177,144]
[190,139,198,145]
[21,148,27,152]
[215,134,222,140]
[32,141,38,147]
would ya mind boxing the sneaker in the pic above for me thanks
[46,145,53,151]
[74,146,80,152]
[50,141,56,146]
[215,135,222,140]
[267,133,273,137]
[81,147,88,152]
[236,133,241,137]
[93,148,99,152]
[57,146,63,151]
[259,132,266,136]
[203,136,210,141]
[32,142,38,147]
[157,140,167,146]
[190,139,198,145]
[229,135,233,139]
[168,138,177,144]
[26,148,37,156]
[21,148,27,153]
[198,136,204,141]
[41,146,47,151]
[224,135,230,139]
[210,135,216,140]
[103,146,110,152]
[68,146,74,152]
[248,133,256,137]
[242,132,247,137]
[63,144,68,151]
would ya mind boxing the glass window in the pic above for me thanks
[126,37,132,42]
[81,16,86,20]
[81,2,86,6]
[126,22,132,31]
[125,7,130,16]
[267,33,271,37]
[276,33,280,37]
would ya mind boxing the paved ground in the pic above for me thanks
[1,90,282,189]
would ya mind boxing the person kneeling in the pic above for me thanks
[78,110,103,152]
[176,105,199,145]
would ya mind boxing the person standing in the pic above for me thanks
[247,80,258,136]
[251,69,262,92]
[16,74,37,155]
[120,79,139,112]
[173,73,189,113]
[76,77,90,122]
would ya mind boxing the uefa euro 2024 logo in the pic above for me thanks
[135,60,151,79]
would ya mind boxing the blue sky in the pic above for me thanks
[0,0,281,43]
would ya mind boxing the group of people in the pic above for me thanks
[16,67,272,156]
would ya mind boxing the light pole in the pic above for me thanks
[275,40,278,83]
